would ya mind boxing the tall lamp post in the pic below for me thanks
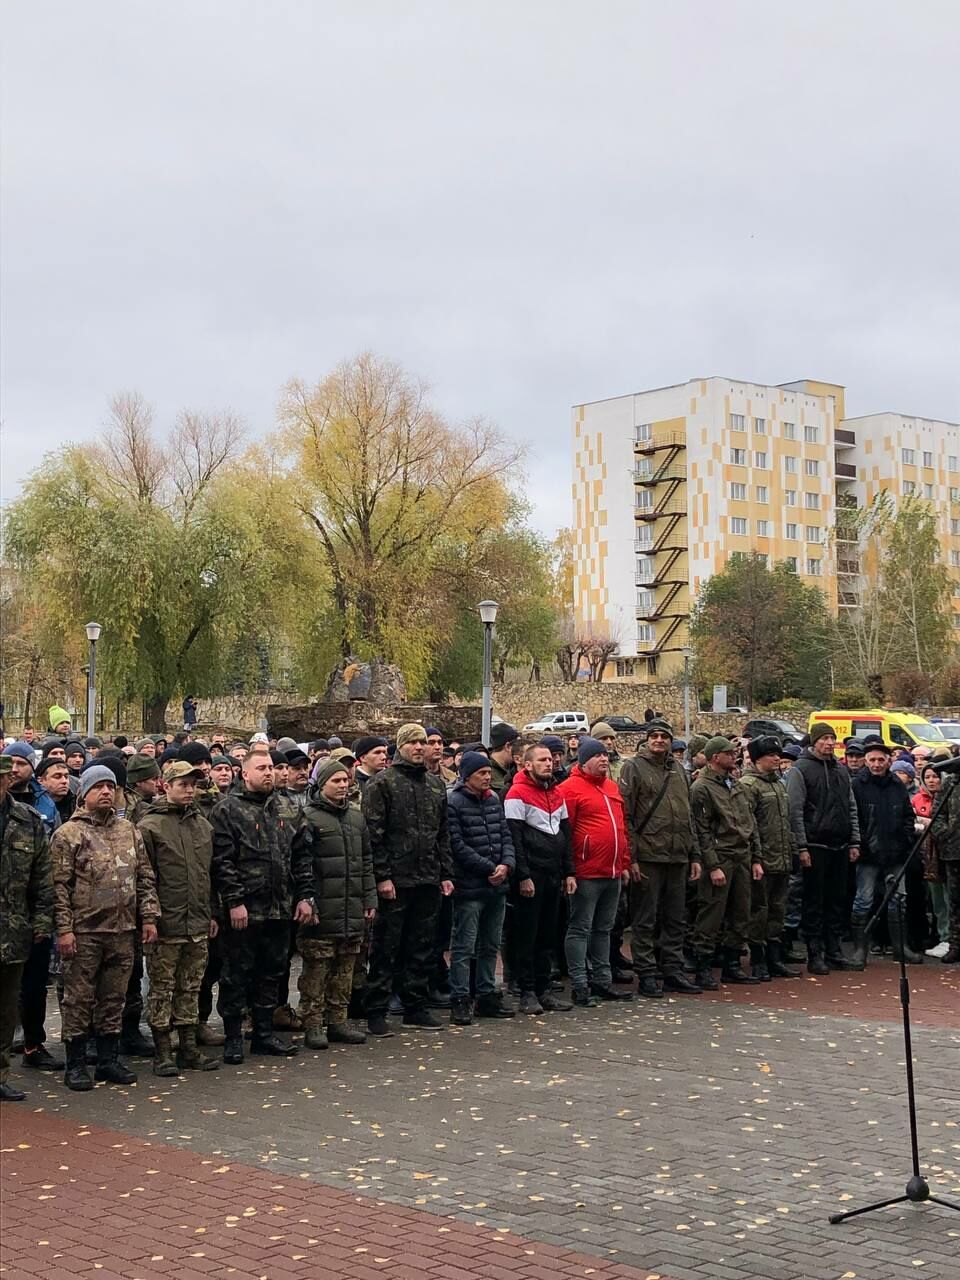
[681,646,694,742]
[85,622,102,735]
[478,600,499,747]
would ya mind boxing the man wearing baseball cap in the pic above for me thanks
[51,765,161,1090]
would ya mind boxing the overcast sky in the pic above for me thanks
[2,1,958,536]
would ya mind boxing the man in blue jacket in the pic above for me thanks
[447,751,516,1026]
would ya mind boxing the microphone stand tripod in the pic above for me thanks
[829,779,959,1224]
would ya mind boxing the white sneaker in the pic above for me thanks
[925,941,949,958]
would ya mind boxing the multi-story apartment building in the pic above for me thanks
[571,377,959,682]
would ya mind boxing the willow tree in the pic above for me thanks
[281,353,525,691]
[4,393,300,730]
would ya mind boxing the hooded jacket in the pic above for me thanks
[138,796,215,939]
[785,750,860,851]
[618,748,698,866]
[852,768,915,868]
[295,788,376,939]
[51,809,160,935]
[503,770,573,880]
[557,765,629,879]
[447,779,516,898]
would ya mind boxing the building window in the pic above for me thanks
[637,623,656,645]
[615,659,636,678]
[635,423,652,443]
[903,480,915,496]
[730,482,747,500]
[951,519,960,536]
[635,527,653,550]
[924,483,934,499]
[785,522,798,540]
[923,451,933,468]
[757,520,770,537]
[730,448,746,465]
[804,491,821,509]
[784,555,798,573]
[806,557,822,576]
[756,485,768,503]
[637,588,655,611]
[806,526,821,543]
[804,425,821,443]
[954,615,960,629]
[950,456,958,472]
[805,459,820,477]
[731,517,748,536]
[784,456,797,474]
[635,490,654,510]
[754,451,768,469]
[784,489,796,506]
[902,447,916,464]
[951,487,960,502]
[952,551,960,568]
[783,422,796,440]
[754,417,766,434]
[636,555,655,583]
[730,413,745,430]
[756,553,769,566]
[730,551,747,563]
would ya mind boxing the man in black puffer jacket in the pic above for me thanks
[849,742,918,967]
[447,752,516,1025]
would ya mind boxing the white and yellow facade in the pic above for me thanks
[571,376,958,682]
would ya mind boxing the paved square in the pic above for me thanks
[2,962,958,1280]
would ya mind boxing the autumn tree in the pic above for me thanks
[3,394,301,730]
[690,553,831,708]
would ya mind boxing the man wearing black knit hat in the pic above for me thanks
[179,741,222,812]
[354,737,388,790]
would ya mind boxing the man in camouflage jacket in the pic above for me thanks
[52,765,160,1090]
[0,756,54,1100]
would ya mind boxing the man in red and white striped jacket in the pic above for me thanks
[557,738,633,1007]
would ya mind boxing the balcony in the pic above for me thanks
[835,522,859,544]
[635,498,688,522]
[835,428,856,447]
[839,590,861,608]
[836,462,857,479]
[838,558,861,575]
[636,465,687,486]
[634,430,687,454]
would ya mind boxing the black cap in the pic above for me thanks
[285,748,310,766]
[179,741,213,767]
[747,735,783,763]
[269,749,288,766]
[489,722,519,749]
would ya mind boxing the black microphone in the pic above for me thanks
[929,754,960,774]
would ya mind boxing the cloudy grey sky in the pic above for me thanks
[2,0,958,536]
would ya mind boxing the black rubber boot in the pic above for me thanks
[766,940,801,979]
[806,940,830,976]
[695,958,719,991]
[94,1035,137,1084]
[887,907,923,964]
[824,930,856,970]
[848,916,869,972]
[250,1006,298,1055]
[223,1016,245,1064]
[64,1037,94,1091]
[781,927,806,964]
[749,944,771,982]
[150,1027,178,1078]
[721,948,759,984]
[119,1018,155,1057]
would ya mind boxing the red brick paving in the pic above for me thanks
[0,1111,669,1280]
[698,957,960,1027]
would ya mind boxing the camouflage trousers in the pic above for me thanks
[61,932,135,1040]
[297,933,362,1027]
[145,937,208,1029]
[1,961,26,1083]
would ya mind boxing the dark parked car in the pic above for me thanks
[600,715,646,733]
[742,717,804,745]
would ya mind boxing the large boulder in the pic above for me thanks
[323,657,407,707]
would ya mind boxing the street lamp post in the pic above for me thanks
[85,622,102,735]
[681,646,694,742]
[478,600,499,747]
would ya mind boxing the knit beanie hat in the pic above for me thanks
[275,737,299,755]
[687,734,708,758]
[134,737,153,752]
[269,749,288,766]
[458,750,491,781]
[809,722,837,745]
[36,756,68,779]
[40,736,66,757]
[353,735,388,761]
[327,736,343,749]
[540,735,564,753]
[891,759,916,779]
[210,754,233,769]
[64,741,87,761]
[645,717,675,737]
[313,757,352,793]
[578,737,608,767]
[126,753,161,784]
[180,741,213,766]
[1,741,36,768]
[48,705,71,731]
[591,722,616,739]
[87,754,127,788]
[396,723,427,749]
[704,736,736,759]
[489,722,520,750]
[159,746,181,767]
[78,764,118,800]
[83,736,103,749]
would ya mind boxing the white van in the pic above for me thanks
[522,711,589,735]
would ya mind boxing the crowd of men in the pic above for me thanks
[1,701,957,1102]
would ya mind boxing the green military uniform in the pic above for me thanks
[193,778,224,814]
[931,775,960,962]
[137,796,215,1041]
[0,772,54,1090]
[489,756,516,799]
[619,747,699,980]
[739,763,796,946]
[690,767,761,962]
[52,810,160,1040]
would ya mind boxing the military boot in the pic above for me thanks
[887,907,923,965]
[223,1016,245,1064]
[327,1023,366,1044]
[749,944,771,982]
[119,1016,154,1058]
[94,1035,137,1084]
[150,1027,179,1078]
[64,1037,94,1092]
[848,916,869,972]
[303,1024,328,1050]
[197,1021,225,1047]
[176,1025,219,1071]
[806,939,830,976]
[694,957,720,991]
[721,947,759,984]
[824,930,856,970]
[250,1006,298,1056]
[766,940,801,979]
[450,997,474,1026]
[781,926,806,964]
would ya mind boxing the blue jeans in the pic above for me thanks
[564,877,621,989]
[852,863,905,917]
[450,895,507,998]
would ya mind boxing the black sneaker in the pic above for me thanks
[22,1045,64,1071]
[475,994,516,1019]
[539,992,573,1012]
[366,1015,395,1037]
[402,1009,443,1029]
[572,986,600,1007]
[518,992,544,1015]
[589,984,633,1002]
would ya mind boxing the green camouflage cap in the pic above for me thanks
[0,755,12,775]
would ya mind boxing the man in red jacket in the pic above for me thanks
[558,738,634,1007]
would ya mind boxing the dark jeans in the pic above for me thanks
[512,872,563,996]
[565,877,621,989]
[365,884,440,1017]
[218,919,290,1019]
[18,936,53,1048]
[122,935,144,1027]
[434,891,453,991]
[630,862,687,978]
[801,844,848,950]
[450,895,506,998]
